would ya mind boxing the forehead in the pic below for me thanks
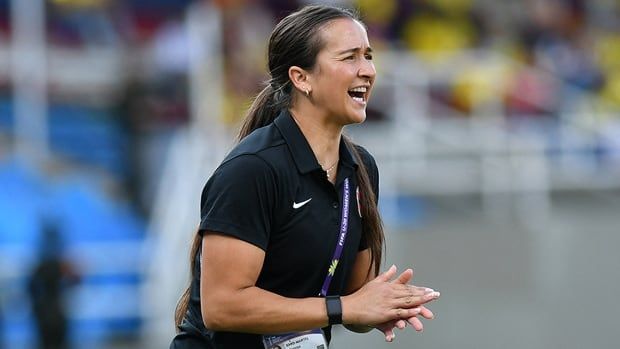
[318,18,370,52]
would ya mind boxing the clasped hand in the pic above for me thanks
[343,265,440,342]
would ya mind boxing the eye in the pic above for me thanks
[344,55,355,60]
[365,53,373,60]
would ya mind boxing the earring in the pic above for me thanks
[304,89,310,97]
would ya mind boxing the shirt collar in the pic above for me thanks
[274,109,358,175]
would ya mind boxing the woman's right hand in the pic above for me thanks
[341,265,440,326]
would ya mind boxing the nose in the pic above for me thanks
[359,57,376,81]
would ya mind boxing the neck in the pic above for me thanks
[288,106,341,170]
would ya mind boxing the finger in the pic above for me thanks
[395,307,420,319]
[407,289,440,303]
[400,295,419,308]
[408,316,424,332]
[419,305,434,320]
[391,268,413,285]
[394,290,436,308]
[376,265,397,282]
[395,319,407,330]
[384,328,395,342]
[392,285,429,299]
[424,290,440,302]
[402,292,438,308]
[395,284,433,296]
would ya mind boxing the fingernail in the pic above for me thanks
[425,292,437,299]
[426,290,440,297]
[424,288,435,294]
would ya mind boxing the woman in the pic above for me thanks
[170,5,440,349]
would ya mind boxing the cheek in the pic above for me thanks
[313,64,355,104]
[327,69,355,98]
[324,64,354,85]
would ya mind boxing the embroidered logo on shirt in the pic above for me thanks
[293,198,312,209]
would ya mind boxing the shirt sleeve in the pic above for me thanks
[198,154,276,251]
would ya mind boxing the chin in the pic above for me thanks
[347,110,367,124]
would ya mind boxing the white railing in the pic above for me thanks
[142,126,227,346]
[142,2,231,346]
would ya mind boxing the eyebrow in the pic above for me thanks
[336,46,373,55]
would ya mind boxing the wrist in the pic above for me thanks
[325,295,342,325]
[340,295,357,325]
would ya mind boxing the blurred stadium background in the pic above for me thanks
[1,0,620,348]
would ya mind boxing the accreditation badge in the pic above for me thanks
[262,328,328,349]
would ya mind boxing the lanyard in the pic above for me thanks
[319,177,350,297]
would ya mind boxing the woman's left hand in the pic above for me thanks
[375,269,438,342]
[376,305,435,341]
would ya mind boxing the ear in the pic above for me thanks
[288,66,312,95]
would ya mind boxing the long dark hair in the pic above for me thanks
[175,5,384,329]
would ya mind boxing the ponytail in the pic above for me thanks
[237,81,292,141]
[174,230,202,330]
[343,136,384,277]
[175,81,293,330]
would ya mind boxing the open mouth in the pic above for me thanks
[348,86,368,104]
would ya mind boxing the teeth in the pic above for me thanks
[349,86,367,93]
[352,96,365,103]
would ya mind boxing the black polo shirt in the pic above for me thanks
[171,110,379,349]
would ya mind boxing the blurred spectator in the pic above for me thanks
[399,0,486,62]
[150,11,189,77]
[115,77,149,214]
[47,0,120,48]
[354,0,397,48]
[146,11,190,126]
[215,0,275,124]
[595,33,620,111]
[503,26,560,118]
[504,63,558,118]
[263,0,302,20]
[27,223,79,349]
[450,59,512,115]
[523,0,603,104]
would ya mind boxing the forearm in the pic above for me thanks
[202,286,328,334]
